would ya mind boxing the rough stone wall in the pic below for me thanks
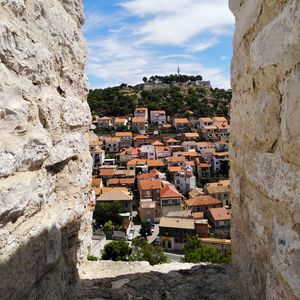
[0,1,93,299]
[230,0,300,299]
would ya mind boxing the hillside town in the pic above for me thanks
[89,106,231,257]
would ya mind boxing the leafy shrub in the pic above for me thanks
[87,255,98,261]
[102,241,132,261]
[184,235,231,264]
[130,237,167,265]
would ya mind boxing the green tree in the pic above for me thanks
[183,235,231,264]
[87,255,98,261]
[130,237,167,265]
[143,76,148,83]
[139,222,152,238]
[93,202,122,228]
[103,220,113,232]
[102,241,132,261]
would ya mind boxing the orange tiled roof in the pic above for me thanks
[199,117,213,122]
[214,122,230,129]
[135,107,147,111]
[185,196,221,207]
[127,159,147,166]
[134,135,149,140]
[167,156,185,162]
[115,132,133,137]
[174,118,189,124]
[139,179,162,190]
[168,166,182,173]
[146,159,164,167]
[99,169,115,177]
[114,117,127,123]
[98,116,112,120]
[132,117,145,123]
[199,163,209,168]
[166,138,179,143]
[207,180,230,187]
[160,185,182,198]
[184,132,199,138]
[108,178,135,185]
[155,146,170,152]
[138,173,154,180]
[92,178,102,187]
[182,152,200,157]
[209,207,231,221]
[214,152,229,157]
[118,147,140,156]
[152,140,164,146]
[204,125,217,130]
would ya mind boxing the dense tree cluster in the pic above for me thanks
[183,235,231,264]
[93,201,122,228]
[144,74,203,84]
[101,238,167,265]
[87,75,231,118]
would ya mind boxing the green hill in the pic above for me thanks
[88,75,231,118]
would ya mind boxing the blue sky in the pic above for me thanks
[83,0,234,89]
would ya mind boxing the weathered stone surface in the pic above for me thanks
[230,0,300,298]
[0,0,93,299]
[77,261,241,300]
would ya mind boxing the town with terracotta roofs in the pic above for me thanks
[89,100,231,260]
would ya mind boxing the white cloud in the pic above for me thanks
[189,39,219,53]
[84,0,233,90]
[220,55,229,60]
[121,0,234,45]
[86,36,230,89]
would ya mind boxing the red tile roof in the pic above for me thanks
[209,207,231,221]
[139,180,162,190]
[185,196,221,207]
[174,118,189,124]
[99,169,115,177]
[115,132,132,137]
[132,117,145,123]
[160,185,182,198]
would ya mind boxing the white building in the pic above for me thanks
[140,145,156,160]
[150,110,167,125]
[174,167,196,194]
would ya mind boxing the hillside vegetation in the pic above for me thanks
[88,75,231,118]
